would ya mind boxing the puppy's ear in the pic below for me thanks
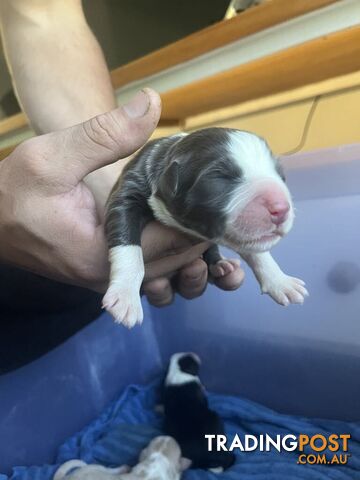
[180,457,192,471]
[158,160,179,199]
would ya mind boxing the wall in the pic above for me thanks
[154,85,360,155]
[211,87,360,155]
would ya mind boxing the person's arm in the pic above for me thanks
[0,94,210,291]
[0,0,245,304]
[0,0,119,209]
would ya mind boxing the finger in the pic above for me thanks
[144,242,209,281]
[141,221,204,263]
[213,260,245,291]
[87,222,209,292]
[39,88,161,185]
[175,258,208,299]
[143,277,174,307]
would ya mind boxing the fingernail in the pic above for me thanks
[188,275,203,282]
[123,90,150,118]
[186,271,206,283]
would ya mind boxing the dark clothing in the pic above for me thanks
[0,265,101,374]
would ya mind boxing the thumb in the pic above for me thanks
[45,88,161,184]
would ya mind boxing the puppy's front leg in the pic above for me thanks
[241,251,308,306]
[103,201,151,328]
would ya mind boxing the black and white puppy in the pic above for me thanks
[104,128,308,327]
[162,352,235,472]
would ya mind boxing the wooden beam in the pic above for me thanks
[160,26,360,120]
[0,111,178,143]
[185,71,360,129]
[2,70,360,160]
[0,0,351,143]
[0,145,15,161]
[111,0,339,89]
[0,0,344,141]
[0,112,27,136]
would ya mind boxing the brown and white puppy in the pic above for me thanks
[53,436,190,480]
[104,128,308,327]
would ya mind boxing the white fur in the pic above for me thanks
[209,467,224,474]
[228,131,282,182]
[54,461,88,480]
[54,461,130,480]
[148,194,207,240]
[53,436,186,480]
[165,352,201,387]
[221,133,308,305]
[225,131,294,237]
[102,246,144,328]
[131,452,179,480]
[242,251,309,305]
[215,131,306,303]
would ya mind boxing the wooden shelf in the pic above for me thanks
[160,26,360,120]
[184,71,360,130]
[111,0,338,89]
[0,144,16,161]
[0,112,27,136]
[1,0,355,156]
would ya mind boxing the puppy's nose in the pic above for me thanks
[268,201,290,226]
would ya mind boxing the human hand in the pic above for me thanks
[0,89,244,304]
[141,222,245,306]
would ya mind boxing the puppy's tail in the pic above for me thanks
[54,460,87,480]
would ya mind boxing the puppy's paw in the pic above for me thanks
[209,258,238,278]
[102,287,143,328]
[210,258,244,291]
[114,466,131,474]
[208,467,224,474]
[261,274,309,306]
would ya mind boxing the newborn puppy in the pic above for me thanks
[163,352,235,472]
[53,436,189,480]
[53,461,130,480]
[134,435,191,479]
[104,128,308,327]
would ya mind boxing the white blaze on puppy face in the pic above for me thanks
[165,352,201,387]
[223,131,294,253]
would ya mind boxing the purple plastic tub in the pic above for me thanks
[1,144,359,473]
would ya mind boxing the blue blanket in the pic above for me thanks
[3,381,360,480]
